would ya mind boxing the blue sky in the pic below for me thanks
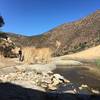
[0,0,100,36]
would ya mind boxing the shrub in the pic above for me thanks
[22,47,52,64]
[95,59,100,68]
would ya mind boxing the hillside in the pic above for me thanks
[62,45,100,61]
[41,10,100,56]
[1,10,100,56]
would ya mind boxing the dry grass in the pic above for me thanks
[22,47,36,64]
[22,47,52,64]
[34,47,52,63]
[62,45,100,61]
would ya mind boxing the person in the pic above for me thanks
[18,48,22,61]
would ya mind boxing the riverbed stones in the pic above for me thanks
[46,74,71,91]
[91,89,100,94]
[0,64,100,95]
[52,74,70,83]
[48,84,57,90]
[11,80,45,91]
[79,84,88,90]
[0,69,69,92]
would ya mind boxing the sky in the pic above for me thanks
[0,0,100,36]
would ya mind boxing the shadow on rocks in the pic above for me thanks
[0,82,99,100]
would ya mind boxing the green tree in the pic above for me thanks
[0,16,6,38]
[0,15,5,27]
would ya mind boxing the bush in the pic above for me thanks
[0,32,7,39]
[95,59,100,68]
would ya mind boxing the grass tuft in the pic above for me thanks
[95,59,100,68]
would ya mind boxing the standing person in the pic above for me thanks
[18,47,22,61]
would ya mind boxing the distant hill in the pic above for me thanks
[1,10,100,56]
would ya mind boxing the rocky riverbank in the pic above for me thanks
[0,56,100,100]
[0,65,100,95]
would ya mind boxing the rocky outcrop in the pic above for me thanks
[0,37,16,58]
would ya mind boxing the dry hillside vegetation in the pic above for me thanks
[20,47,52,64]
[1,10,100,56]
[62,45,100,61]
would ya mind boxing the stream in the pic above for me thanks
[53,65,100,90]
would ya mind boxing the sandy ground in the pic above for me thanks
[0,57,19,69]
[60,45,100,63]
[1,45,100,76]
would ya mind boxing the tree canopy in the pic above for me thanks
[0,16,5,27]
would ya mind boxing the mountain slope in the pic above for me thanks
[41,10,100,55]
[1,10,100,56]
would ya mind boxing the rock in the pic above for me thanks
[52,74,70,83]
[41,72,49,76]
[42,78,52,84]
[11,80,45,92]
[91,89,100,94]
[53,74,64,80]
[79,84,89,90]
[81,84,88,88]
[52,78,61,86]
[48,84,57,90]
[78,88,92,95]
[47,71,53,74]
[79,86,83,90]
[0,64,72,93]
[64,79,70,83]
[41,83,48,88]
[64,90,76,94]
[56,83,79,92]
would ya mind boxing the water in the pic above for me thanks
[53,66,100,90]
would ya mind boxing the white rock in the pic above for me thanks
[91,89,100,94]
[41,83,48,88]
[48,84,57,90]
[47,71,53,74]
[81,84,88,88]
[64,90,76,94]
[64,79,70,83]
[53,74,64,80]
[79,86,83,90]
[52,74,69,83]
[52,78,61,86]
